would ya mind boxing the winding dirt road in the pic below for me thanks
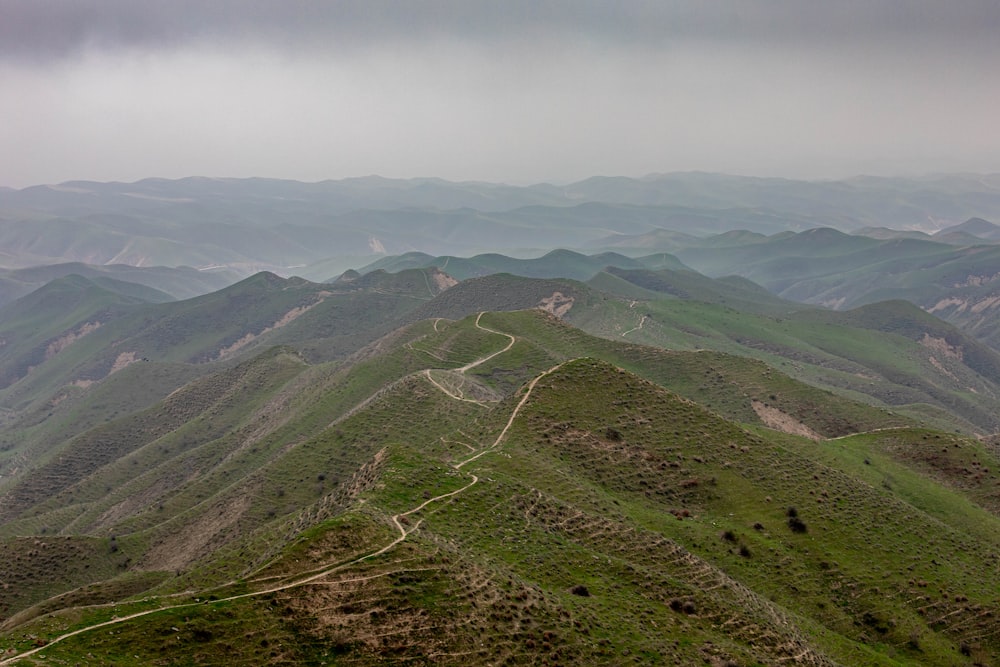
[0,316,560,666]
[421,311,515,404]
[457,312,516,372]
[620,314,648,337]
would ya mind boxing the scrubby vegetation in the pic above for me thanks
[1,264,999,665]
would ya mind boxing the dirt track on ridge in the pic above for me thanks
[0,316,564,666]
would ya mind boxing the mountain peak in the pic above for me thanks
[936,217,1000,240]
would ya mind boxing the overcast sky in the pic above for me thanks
[2,1,999,187]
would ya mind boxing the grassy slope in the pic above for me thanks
[3,355,997,665]
[0,267,453,418]
[357,248,690,282]
[0,316,505,614]
[0,275,149,390]
[671,231,1000,353]
[564,274,1000,434]
[0,263,998,665]
[473,310,913,439]
[400,271,995,437]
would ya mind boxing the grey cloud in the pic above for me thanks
[3,0,999,63]
[2,0,998,188]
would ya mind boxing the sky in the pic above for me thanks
[2,0,999,188]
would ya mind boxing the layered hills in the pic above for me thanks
[0,263,239,310]
[365,233,1000,360]
[3,166,1000,664]
[0,258,999,665]
[4,173,1000,277]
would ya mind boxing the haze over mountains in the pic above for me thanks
[3,173,1000,280]
[1,173,1000,665]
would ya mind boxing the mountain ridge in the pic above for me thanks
[1,217,1000,663]
[1,314,996,663]
[5,173,1000,277]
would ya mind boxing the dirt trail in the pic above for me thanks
[751,400,822,440]
[824,426,910,442]
[0,318,562,666]
[456,312,515,372]
[1,476,484,665]
[420,311,514,403]
[456,361,564,470]
[423,370,486,405]
[620,314,647,337]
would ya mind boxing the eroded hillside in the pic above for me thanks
[0,310,998,665]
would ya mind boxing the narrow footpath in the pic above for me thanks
[0,316,563,666]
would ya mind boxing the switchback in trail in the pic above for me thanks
[0,317,555,666]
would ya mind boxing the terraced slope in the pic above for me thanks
[0,267,456,414]
[562,274,1000,434]
[656,229,1000,352]
[0,320,996,665]
[0,263,999,665]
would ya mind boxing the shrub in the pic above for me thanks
[787,516,807,533]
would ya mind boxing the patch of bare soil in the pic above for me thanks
[430,268,458,291]
[920,334,963,361]
[751,401,821,440]
[109,351,138,374]
[928,356,961,383]
[818,297,847,310]
[951,273,1000,288]
[971,295,1000,313]
[927,297,967,314]
[46,322,101,359]
[283,550,583,665]
[217,300,324,359]
[538,291,574,317]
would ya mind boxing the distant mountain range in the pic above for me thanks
[3,173,1000,277]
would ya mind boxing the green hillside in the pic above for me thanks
[648,230,1000,353]
[0,256,999,665]
[357,239,1000,379]
[5,264,997,444]
[563,272,1000,434]
[0,275,152,391]
[355,248,690,282]
[0,268,457,414]
[592,265,795,314]
[0,313,996,665]
[0,262,240,307]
